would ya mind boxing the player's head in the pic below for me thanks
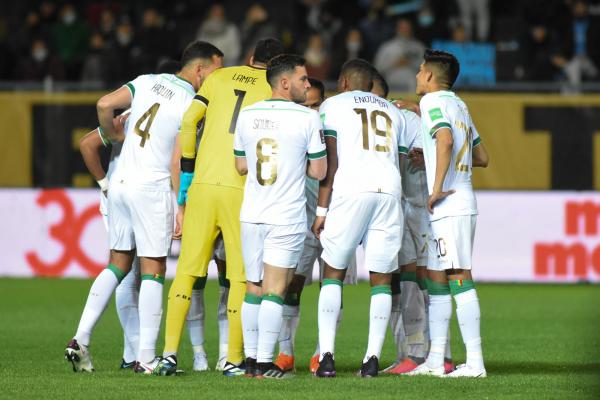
[337,58,374,93]
[267,54,311,103]
[303,78,325,110]
[251,38,285,66]
[156,59,181,74]
[416,49,460,95]
[371,71,389,99]
[180,40,224,89]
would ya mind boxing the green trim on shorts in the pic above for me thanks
[449,279,475,295]
[284,292,300,306]
[244,293,262,305]
[417,278,427,290]
[193,276,207,290]
[400,271,417,282]
[141,273,165,284]
[426,279,450,295]
[322,278,343,287]
[262,294,284,305]
[218,273,230,288]
[371,285,392,296]
[107,264,126,283]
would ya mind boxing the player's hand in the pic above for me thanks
[393,99,421,116]
[173,206,184,240]
[312,216,326,240]
[113,112,130,137]
[408,147,425,170]
[427,190,455,214]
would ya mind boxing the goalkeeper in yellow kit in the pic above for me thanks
[155,38,286,376]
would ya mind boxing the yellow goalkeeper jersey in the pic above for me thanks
[180,65,271,189]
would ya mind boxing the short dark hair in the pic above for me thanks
[180,40,223,67]
[372,71,389,98]
[266,54,306,88]
[308,77,325,100]
[340,58,375,91]
[253,38,285,64]
[423,49,460,88]
[156,59,181,74]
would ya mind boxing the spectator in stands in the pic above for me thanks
[240,3,279,65]
[304,33,331,81]
[52,3,90,80]
[331,28,369,79]
[196,3,240,66]
[17,38,65,81]
[113,16,136,81]
[81,32,119,86]
[359,0,394,60]
[98,9,116,42]
[456,0,490,42]
[134,7,172,75]
[374,18,425,92]
[521,25,563,81]
[414,2,446,46]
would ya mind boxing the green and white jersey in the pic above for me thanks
[234,99,326,225]
[420,90,481,221]
[399,109,428,207]
[319,90,407,200]
[111,73,195,191]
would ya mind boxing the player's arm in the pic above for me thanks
[312,135,337,239]
[428,128,455,214]
[472,139,489,168]
[307,157,326,180]
[97,86,131,142]
[235,156,248,176]
[80,128,108,182]
[170,135,184,239]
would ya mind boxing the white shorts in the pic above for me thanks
[108,182,174,257]
[398,202,429,267]
[321,192,403,274]
[242,222,305,283]
[428,215,476,271]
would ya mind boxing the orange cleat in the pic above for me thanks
[385,358,419,374]
[274,353,295,372]
[444,360,456,374]
[309,354,319,373]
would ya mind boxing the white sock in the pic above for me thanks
[217,285,229,358]
[256,296,283,363]
[186,289,205,351]
[445,328,452,360]
[115,263,140,362]
[74,268,121,346]
[363,288,391,362]
[455,289,484,369]
[241,297,260,359]
[318,282,342,360]
[401,281,426,359]
[137,279,163,364]
[390,293,407,361]
[425,294,452,369]
[279,304,299,356]
[421,289,430,354]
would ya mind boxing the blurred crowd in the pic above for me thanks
[0,0,598,89]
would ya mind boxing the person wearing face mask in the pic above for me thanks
[304,34,331,82]
[82,32,120,86]
[113,17,135,82]
[331,28,369,80]
[52,3,90,80]
[19,38,65,81]
[196,4,241,67]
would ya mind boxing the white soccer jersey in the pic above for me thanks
[319,90,407,199]
[399,110,428,207]
[420,90,481,221]
[110,74,196,191]
[234,99,326,225]
[305,176,318,232]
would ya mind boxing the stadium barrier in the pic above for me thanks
[1,188,598,283]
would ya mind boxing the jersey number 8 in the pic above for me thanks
[256,138,278,186]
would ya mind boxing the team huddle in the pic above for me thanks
[66,37,490,379]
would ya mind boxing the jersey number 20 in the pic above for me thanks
[134,103,160,147]
[256,138,278,186]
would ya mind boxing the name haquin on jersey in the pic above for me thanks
[420,90,481,220]
[319,90,407,199]
[234,100,326,225]
[112,73,196,191]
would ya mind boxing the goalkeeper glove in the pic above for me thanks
[177,172,194,205]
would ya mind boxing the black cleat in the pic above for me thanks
[120,358,136,369]
[262,364,290,379]
[315,353,336,378]
[359,355,379,378]
[254,362,274,379]
[244,357,257,377]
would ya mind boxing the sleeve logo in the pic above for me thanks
[428,107,443,121]
[319,129,325,143]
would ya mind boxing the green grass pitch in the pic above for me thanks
[1,279,599,399]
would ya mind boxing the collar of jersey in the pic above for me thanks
[174,74,194,88]
[265,98,291,102]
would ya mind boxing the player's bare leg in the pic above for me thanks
[276,274,305,372]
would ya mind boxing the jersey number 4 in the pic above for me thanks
[134,103,160,147]
[256,138,278,186]
[354,108,392,152]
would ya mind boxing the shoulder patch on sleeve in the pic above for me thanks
[428,107,443,121]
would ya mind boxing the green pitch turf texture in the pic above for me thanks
[1,279,598,399]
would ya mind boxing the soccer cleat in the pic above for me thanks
[405,362,445,377]
[444,359,456,374]
[193,352,209,372]
[254,362,274,379]
[382,361,399,373]
[222,360,246,377]
[385,358,419,375]
[244,357,257,377]
[359,355,379,378]
[120,358,136,370]
[65,339,94,372]
[315,352,336,378]
[152,355,179,376]
[309,354,320,373]
[215,355,227,371]
[262,364,291,379]
[274,353,295,372]
[134,356,161,375]
[444,363,487,378]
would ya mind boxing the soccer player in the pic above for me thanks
[235,54,327,378]
[155,38,285,377]
[312,59,408,378]
[64,41,223,373]
[408,49,489,378]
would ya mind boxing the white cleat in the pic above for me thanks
[65,339,94,372]
[444,363,487,378]
[215,355,227,371]
[134,356,161,375]
[405,362,445,377]
[193,352,210,372]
